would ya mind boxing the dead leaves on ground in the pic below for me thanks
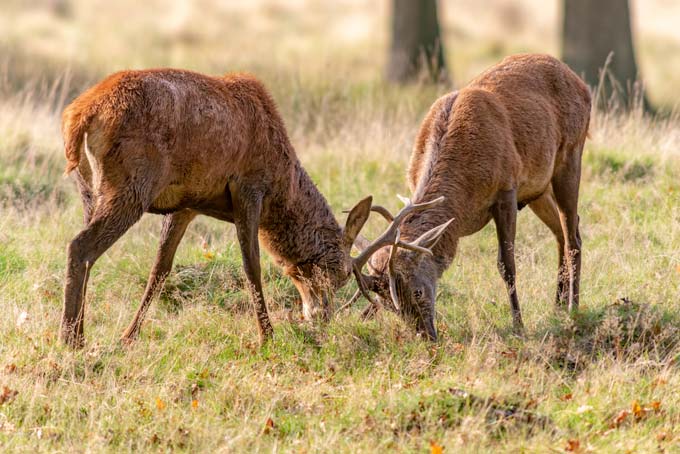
[609,400,663,429]
[0,386,18,405]
[552,399,673,452]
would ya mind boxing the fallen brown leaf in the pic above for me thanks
[612,410,629,428]
[565,438,580,452]
[0,387,18,405]
[500,350,517,359]
[263,417,275,434]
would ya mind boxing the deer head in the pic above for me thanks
[350,195,453,340]
[285,195,374,322]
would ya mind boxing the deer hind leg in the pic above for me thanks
[61,192,146,347]
[491,188,523,332]
[528,189,568,307]
[120,209,196,344]
[551,147,583,313]
[228,181,273,344]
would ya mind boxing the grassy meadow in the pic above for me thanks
[1,0,680,452]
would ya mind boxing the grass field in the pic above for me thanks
[1,1,680,452]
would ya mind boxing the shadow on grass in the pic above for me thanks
[533,298,680,375]
[155,263,246,314]
[367,386,554,442]
[277,323,324,353]
[266,318,386,372]
[154,262,299,315]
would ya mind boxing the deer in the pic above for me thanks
[60,68,375,348]
[351,54,591,341]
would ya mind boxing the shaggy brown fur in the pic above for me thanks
[60,69,372,347]
[365,54,591,340]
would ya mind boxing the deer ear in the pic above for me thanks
[342,196,372,251]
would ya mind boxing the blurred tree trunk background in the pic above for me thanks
[562,0,649,110]
[387,0,448,83]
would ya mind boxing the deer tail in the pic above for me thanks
[62,104,96,175]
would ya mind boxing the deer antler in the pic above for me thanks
[385,217,455,310]
[343,205,394,222]
[369,205,394,222]
[351,195,445,272]
[342,195,451,314]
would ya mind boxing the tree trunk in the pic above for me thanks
[562,0,649,110]
[387,0,448,83]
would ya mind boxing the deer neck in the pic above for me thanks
[259,161,344,275]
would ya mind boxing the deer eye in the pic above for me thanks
[413,289,423,299]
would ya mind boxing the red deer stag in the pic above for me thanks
[60,69,374,347]
[353,54,591,340]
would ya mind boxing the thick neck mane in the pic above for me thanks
[411,92,458,202]
[247,84,344,273]
[401,92,464,275]
[259,159,344,273]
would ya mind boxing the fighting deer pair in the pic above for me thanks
[60,54,590,347]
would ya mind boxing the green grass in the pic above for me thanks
[1,1,680,452]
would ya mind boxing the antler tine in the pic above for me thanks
[352,264,379,307]
[352,195,446,271]
[406,195,445,211]
[356,196,443,225]
[387,229,401,311]
[410,217,455,249]
[396,194,411,205]
[370,205,394,222]
[345,203,395,222]
[352,220,401,270]
[391,194,444,227]
[395,241,433,256]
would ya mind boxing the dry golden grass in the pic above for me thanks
[0,1,679,452]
